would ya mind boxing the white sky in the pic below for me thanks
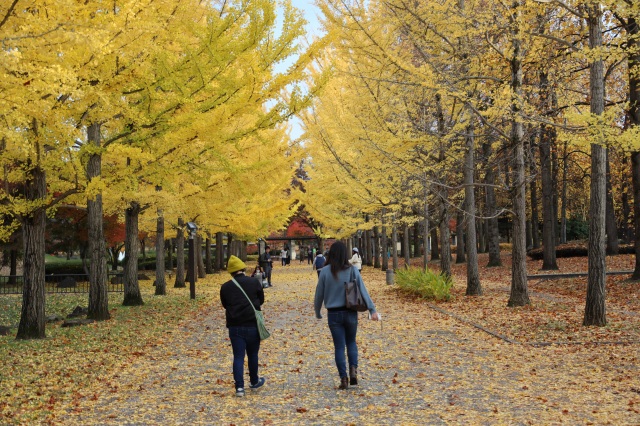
[278,1,324,141]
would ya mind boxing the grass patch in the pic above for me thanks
[0,272,226,425]
[395,267,452,301]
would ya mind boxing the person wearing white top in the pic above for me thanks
[349,247,362,271]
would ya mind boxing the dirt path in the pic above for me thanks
[60,263,639,425]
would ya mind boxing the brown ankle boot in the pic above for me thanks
[349,366,358,386]
[339,376,349,390]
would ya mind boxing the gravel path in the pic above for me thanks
[60,264,640,425]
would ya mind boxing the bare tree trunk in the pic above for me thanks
[373,226,381,269]
[625,14,640,278]
[392,222,399,271]
[456,209,466,263]
[197,234,206,278]
[174,218,185,288]
[464,123,481,296]
[539,73,559,270]
[216,232,224,271]
[507,5,530,307]
[155,209,167,296]
[155,210,166,296]
[440,211,452,278]
[123,202,144,306]
[430,228,440,260]
[560,141,569,244]
[605,149,619,254]
[621,157,632,244]
[584,3,607,326]
[529,136,541,249]
[86,123,110,321]
[205,234,213,274]
[17,164,46,339]
[381,209,388,271]
[423,189,430,270]
[632,153,640,279]
[403,223,410,268]
[484,142,502,266]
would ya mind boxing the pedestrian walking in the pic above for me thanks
[258,246,273,287]
[313,251,326,277]
[314,241,380,390]
[281,248,288,267]
[349,247,362,272]
[219,255,267,397]
[307,247,313,264]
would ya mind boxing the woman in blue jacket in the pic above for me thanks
[314,241,380,390]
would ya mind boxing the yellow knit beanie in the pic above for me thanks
[227,255,246,274]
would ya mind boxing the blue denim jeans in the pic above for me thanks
[228,326,260,389]
[327,310,358,378]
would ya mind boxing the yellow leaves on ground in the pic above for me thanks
[1,258,637,424]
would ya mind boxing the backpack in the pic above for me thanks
[314,255,325,269]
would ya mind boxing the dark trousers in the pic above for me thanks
[228,326,261,389]
[262,265,272,285]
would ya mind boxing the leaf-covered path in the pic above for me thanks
[60,262,639,425]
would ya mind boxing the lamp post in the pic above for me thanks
[187,222,197,299]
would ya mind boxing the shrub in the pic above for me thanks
[395,267,452,301]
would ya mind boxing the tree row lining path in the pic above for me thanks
[60,263,639,425]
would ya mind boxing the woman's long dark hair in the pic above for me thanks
[327,241,351,278]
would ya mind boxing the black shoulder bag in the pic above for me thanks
[344,266,368,312]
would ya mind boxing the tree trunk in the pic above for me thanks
[560,141,569,244]
[366,229,373,266]
[197,234,206,278]
[227,233,233,263]
[464,123,481,296]
[423,189,430,270]
[373,226,381,269]
[403,223,410,268]
[632,153,640,279]
[216,232,224,271]
[17,165,47,339]
[86,123,110,321]
[529,138,541,249]
[584,3,607,326]
[605,149,619,254]
[507,9,530,307]
[413,222,420,258]
[392,222,399,271]
[123,202,144,306]
[456,209,466,263]
[440,210,452,278]
[626,14,640,277]
[539,102,558,270]
[174,218,185,288]
[205,234,213,274]
[155,210,166,296]
[484,142,502,266]
[167,239,174,270]
[621,157,632,244]
[430,227,440,260]
[381,209,388,271]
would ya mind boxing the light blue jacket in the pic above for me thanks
[314,266,376,319]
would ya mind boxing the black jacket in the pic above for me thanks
[220,273,265,328]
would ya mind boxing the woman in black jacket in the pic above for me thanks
[220,255,266,397]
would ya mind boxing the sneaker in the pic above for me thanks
[235,388,245,397]
[249,377,266,390]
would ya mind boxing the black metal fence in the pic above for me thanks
[0,273,125,295]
